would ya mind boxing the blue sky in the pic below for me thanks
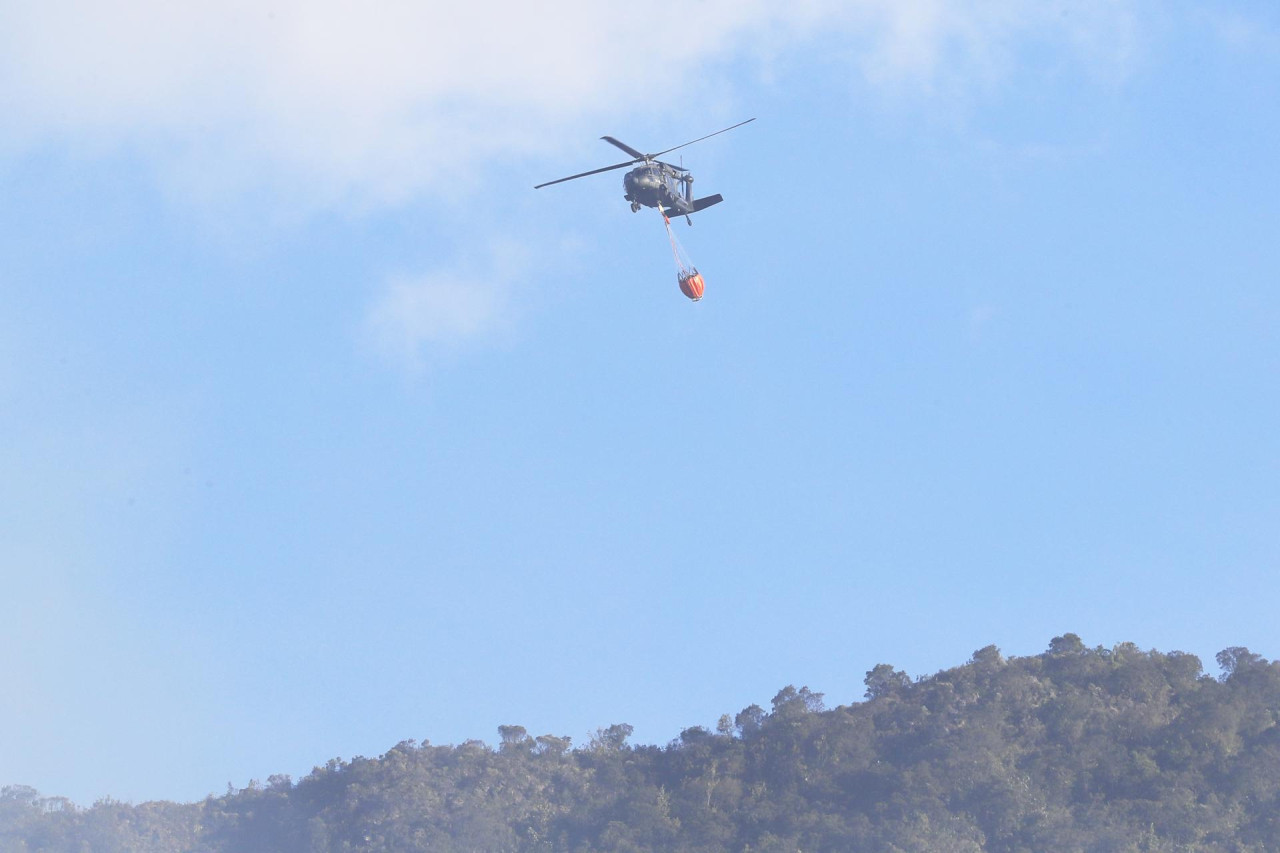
[2,0,1279,806]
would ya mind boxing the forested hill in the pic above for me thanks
[6,636,1280,852]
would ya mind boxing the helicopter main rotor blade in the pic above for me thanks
[536,119,754,189]
[651,117,756,159]
[534,159,639,189]
[600,136,645,159]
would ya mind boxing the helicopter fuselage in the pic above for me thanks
[623,164,691,214]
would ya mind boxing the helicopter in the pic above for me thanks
[534,118,755,223]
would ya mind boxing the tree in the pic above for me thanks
[1216,646,1265,679]
[535,734,572,757]
[498,724,532,753]
[589,723,634,751]
[770,685,825,719]
[13,635,1280,852]
[679,726,712,744]
[735,704,766,737]
[970,645,1003,669]
[864,664,910,700]
[1048,633,1085,655]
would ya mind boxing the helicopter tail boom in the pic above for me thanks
[688,194,723,213]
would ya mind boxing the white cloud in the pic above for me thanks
[1203,10,1280,57]
[362,241,531,369]
[364,271,507,366]
[967,304,998,341]
[0,0,1143,209]
[841,1,1140,94]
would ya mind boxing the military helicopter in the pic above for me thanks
[534,118,755,223]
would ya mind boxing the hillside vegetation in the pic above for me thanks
[5,636,1280,852]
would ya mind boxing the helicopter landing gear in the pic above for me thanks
[630,201,641,212]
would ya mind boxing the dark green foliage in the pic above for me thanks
[7,638,1280,852]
